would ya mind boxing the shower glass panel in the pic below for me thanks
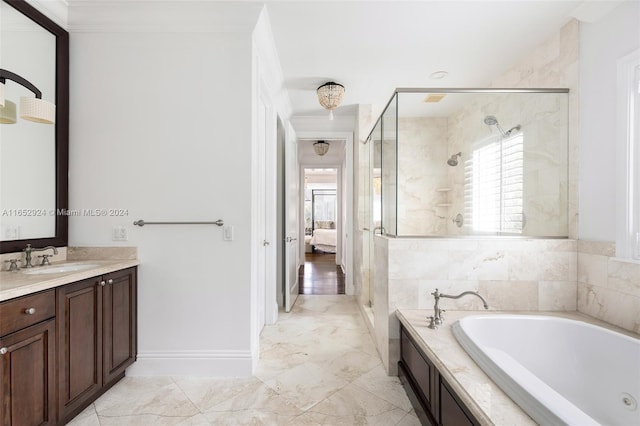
[368,88,569,238]
[381,95,398,236]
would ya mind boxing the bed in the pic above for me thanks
[310,221,337,253]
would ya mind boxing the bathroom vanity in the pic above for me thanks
[0,261,138,425]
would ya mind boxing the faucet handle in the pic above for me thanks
[38,255,52,266]
[427,316,438,329]
[4,259,21,271]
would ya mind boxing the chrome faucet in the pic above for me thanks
[427,288,489,329]
[23,244,58,268]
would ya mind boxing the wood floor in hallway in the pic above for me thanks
[298,252,345,295]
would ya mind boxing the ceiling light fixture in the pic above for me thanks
[316,82,345,120]
[429,70,449,80]
[0,68,56,124]
[313,140,330,156]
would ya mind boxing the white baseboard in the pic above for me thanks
[126,350,253,377]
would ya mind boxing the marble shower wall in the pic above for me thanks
[396,117,449,236]
[445,92,569,237]
[374,236,577,374]
[577,241,640,334]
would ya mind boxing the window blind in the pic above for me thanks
[466,133,524,234]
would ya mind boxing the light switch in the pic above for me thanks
[112,226,128,241]
[223,225,234,241]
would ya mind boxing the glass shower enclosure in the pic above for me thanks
[366,88,570,238]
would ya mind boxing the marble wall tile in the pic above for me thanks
[538,281,577,311]
[607,258,640,298]
[388,248,449,280]
[448,249,508,280]
[478,280,539,311]
[577,241,640,333]
[577,240,615,256]
[508,250,577,281]
[577,252,608,285]
[578,284,640,334]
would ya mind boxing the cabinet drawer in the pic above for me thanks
[0,289,56,336]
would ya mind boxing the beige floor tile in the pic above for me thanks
[98,413,210,425]
[94,377,199,417]
[66,404,100,426]
[172,376,262,412]
[261,362,350,411]
[352,365,413,412]
[68,295,416,425]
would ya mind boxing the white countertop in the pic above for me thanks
[0,259,140,301]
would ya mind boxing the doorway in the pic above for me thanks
[299,168,344,294]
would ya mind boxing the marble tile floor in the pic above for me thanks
[68,295,420,425]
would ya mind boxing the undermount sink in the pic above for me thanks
[22,263,100,275]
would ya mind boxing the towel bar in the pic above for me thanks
[133,219,224,227]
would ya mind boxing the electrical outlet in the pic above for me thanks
[112,226,128,241]
[4,226,19,239]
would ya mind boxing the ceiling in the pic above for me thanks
[298,139,346,165]
[265,0,586,120]
[60,0,619,124]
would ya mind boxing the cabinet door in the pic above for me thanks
[102,267,137,385]
[439,379,478,426]
[57,277,102,422]
[0,319,56,426]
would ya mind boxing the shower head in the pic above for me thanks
[483,115,520,137]
[483,115,499,126]
[447,152,462,166]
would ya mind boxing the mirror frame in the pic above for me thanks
[0,0,68,254]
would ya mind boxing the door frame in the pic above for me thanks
[296,131,354,295]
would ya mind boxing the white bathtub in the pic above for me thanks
[452,315,640,426]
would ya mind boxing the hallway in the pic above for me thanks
[67,296,419,425]
[298,253,346,295]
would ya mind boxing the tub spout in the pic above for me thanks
[427,288,489,329]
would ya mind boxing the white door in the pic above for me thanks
[284,130,299,311]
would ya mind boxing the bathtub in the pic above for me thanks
[452,315,640,426]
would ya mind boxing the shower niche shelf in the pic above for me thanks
[436,188,452,209]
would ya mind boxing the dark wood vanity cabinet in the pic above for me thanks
[0,291,57,426]
[399,324,480,426]
[56,267,137,424]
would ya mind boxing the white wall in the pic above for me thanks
[579,0,640,241]
[68,3,263,375]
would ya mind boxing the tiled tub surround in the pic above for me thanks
[0,246,139,301]
[396,309,639,426]
[578,241,640,334]
[374,236,577,374]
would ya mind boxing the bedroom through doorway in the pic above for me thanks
[301,168,344,295]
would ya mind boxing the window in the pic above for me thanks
[466,132,524,234]
[617,49,640,260]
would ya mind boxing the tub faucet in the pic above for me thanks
[23,244,58,268]
[427,288,489,329]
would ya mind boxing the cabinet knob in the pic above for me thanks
[108,279,113,285]
[0,347,7,355]
[100,280,106,287]
[24,307,36,315]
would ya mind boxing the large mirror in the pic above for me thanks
[0,0,68,253]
